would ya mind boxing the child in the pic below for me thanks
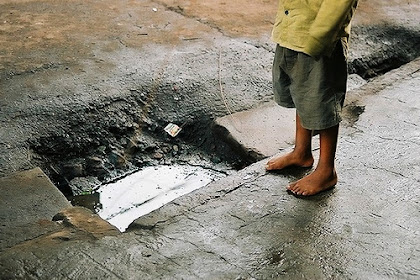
[266,0,359,196]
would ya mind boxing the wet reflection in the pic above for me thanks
[70,192,102,212]
[94,165,225,231]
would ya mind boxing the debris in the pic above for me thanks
[161,145,171,154]
[68,176,101,196]
[164,123,182,137]
[152,152,164,159]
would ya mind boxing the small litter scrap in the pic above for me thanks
[164,123,182,137]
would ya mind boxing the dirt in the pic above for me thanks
[1,0,420,197]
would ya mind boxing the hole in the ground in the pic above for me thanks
[29,107,250,231]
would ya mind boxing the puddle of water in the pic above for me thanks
[95,164,225,232]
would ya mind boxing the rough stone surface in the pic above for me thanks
[0,167,71,250]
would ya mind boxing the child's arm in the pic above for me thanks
[303,0,358,58]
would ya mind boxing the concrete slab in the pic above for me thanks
[214,74,369,163]
[0,167,71,250]
[214,101,296,161]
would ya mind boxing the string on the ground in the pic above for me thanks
[218,49,242,132]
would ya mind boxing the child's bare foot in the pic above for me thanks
[287,168,337,196]
[265,151,314,171]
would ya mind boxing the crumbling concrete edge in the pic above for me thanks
[212,120,266,163]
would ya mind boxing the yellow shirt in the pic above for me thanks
[272,0,358,58]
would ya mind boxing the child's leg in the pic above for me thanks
[266,112,314,170]
[287,124,339,196]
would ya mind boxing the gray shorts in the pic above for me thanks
[272,42,348,130]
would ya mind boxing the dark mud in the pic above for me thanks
[350,25,420,78]
[27,94,245,196]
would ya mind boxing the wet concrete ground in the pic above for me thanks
[1,0,420,279]
[1,59,419,279]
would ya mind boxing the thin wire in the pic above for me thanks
[218,49,242,132]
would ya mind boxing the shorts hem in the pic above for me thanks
[275,100,295,109]
[300,118,342,131]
